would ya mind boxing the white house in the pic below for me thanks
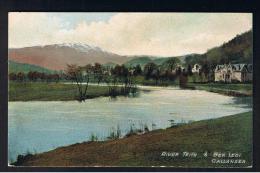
[192,64,201,74]
[214,64,252,82]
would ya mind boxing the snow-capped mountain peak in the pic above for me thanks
[53,43,103,53]
[9,43,134,71]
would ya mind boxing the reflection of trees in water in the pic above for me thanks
[232,97,252,108]
[141,89,152,93]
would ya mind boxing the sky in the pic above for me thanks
[9,12,252,56]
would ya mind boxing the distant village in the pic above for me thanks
[160,63,252,83]
[191,63,252,83]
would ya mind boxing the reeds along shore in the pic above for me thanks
[11,111,252,167]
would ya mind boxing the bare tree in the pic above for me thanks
[66,64,90,102]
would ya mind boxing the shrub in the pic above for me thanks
[89,133,98,142]
[11,152,33,166]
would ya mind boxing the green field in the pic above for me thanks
[9,82,117,101]
[13,111,252,167]
[9,81,252,101]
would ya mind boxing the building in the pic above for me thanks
[192,64,201,74]
[214,64,252,83]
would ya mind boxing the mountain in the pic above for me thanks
[9,43,133,71]
[8,60,56,74]
[9,30,252,71]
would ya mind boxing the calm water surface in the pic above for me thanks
[8,86,252,162]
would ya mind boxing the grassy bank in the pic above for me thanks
[134,75,252,97]
[12,111,252,167]
[9,81,252,101]
[9,82,128,101]
[187,83,252,97]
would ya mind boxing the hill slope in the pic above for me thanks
[124,56,153,67]
[124,55,188,68]
[206,30,252,64]
[13,112,252,167]
[185,30,253,66]
[123,30,253,67]
[8,61,56,74]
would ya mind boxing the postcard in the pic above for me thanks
[8,12,253,168]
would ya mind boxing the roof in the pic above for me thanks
[215,64,252,73]
[231,64,245,71]
[215,64,226,72]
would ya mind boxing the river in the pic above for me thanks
[8,86,252,162]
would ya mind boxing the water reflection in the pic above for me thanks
[232,97,252,108]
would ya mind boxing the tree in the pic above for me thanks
[93,63,103,84]
[162,57,180,72]
[114,65,131,93]
[179,74,188,88]
[111,65,122,76]
[187,64,193,76]
[133,65,142,76]
[47,74,60,83]
[206,47,226,66]
[17,72,25,82]
[9,72,25,82]
[201,63,210,82]
[184,54,203,66]
[167,71,177,81]
[9,73,17,81]
[243,47,252,63]
[151,68,160,85]
[84,64,93,73]
[109,64,136,95]
[176,66,182,76]
[28,71,38,81]
[144,62,157,80]
[66,64,90,102]
[38,72,46,81]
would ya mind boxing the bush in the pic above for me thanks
[12,152,33,166]
[89,133,98,142]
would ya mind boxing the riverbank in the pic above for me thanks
[9,82,252,101]
[9,82,137,101]
[187,83,252,97]
[12,111,252,167]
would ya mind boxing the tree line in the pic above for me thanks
[9,58,213,101]
[9,58,213,84]
[9,71,61,82]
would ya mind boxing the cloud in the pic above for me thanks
[9,12,252,56]
[9,13,64,47]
